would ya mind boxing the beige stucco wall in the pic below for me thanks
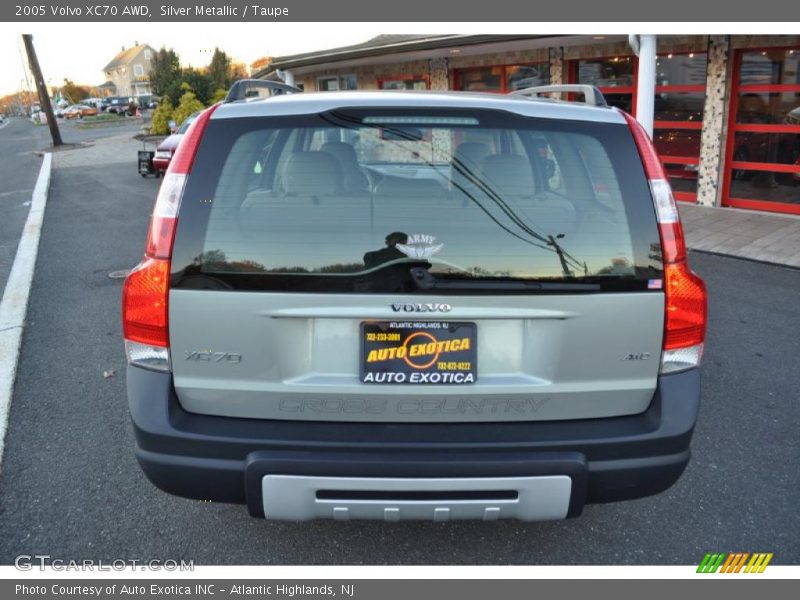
[297,59,431,92]
[448,47,549,71]
[731,34,800,49]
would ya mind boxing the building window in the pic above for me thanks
[379,76,428,90]
[505,64,550,92]
[722,47,800,215]
[570,52,708,202]
[571,56,636,112]
[653,52,708,202]
[318,77,338,91]
[144,49,151,60]
[133,64,144,77]
[453,63,550,94]
[317,74,357,92]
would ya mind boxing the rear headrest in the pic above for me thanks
[373,177,447,198]
[320,142,358,167]
[282,151,342,196]
[450,142,491,188]
[480,154,536,197]
[320,141,368,190]
[452,142,491,170]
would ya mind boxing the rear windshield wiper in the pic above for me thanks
[409,267,600,292]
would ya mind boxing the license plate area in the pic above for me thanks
[360,321,477,384]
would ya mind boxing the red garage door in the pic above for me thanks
[723,47,800,215]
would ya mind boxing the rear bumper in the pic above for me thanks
[152,157,170,172]
[127,367,700,519]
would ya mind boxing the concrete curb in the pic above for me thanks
[0,152,52,472]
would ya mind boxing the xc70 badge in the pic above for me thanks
[185,350,242,363]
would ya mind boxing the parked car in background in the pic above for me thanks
[105,96,135,116]
[152,111,202,175]
[63,104,98,119]
[82,97,105,112]
[653,129,701,185]
[135,94,158,109]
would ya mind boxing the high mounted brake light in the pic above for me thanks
[122,103,219,372]
[622,111,707,374]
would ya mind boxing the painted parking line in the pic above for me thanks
[0,152,51,472]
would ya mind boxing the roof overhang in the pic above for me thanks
[256,34,628,79]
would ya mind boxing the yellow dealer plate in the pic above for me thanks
[360,321,477,384]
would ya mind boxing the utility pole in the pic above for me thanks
[547,234,574,278]
[22,34,62,146]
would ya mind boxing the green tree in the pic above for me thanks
[150,96,174,135]
[179,68,213,105]
[209,88,227,104]
[150,47,181,96]
[208,48,232,90]
[161,79,184,107]
[172,87,205,127]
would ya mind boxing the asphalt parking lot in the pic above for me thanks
[0,123,798,565]
[0,117,144,292]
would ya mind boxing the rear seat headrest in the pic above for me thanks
[282,151,342,196]
[450,142,491,177]
[320,142,368,190]
[320,141,359,166]
[480,154,536,197]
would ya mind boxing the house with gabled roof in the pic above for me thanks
[101,42,156,99]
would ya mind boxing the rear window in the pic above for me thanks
[173,108,661,293]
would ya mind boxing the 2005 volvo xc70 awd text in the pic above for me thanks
[122,80,707,521]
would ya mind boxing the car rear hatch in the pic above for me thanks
[133,100,688,423]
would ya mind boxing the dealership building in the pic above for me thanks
[254,34,800,216]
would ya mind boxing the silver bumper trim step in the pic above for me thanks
[261,474,572,521]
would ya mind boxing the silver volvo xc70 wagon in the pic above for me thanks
[122,81,707,521]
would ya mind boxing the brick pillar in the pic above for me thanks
[549,47,564,85]
[429,57,449,91]
[696,35,730,207]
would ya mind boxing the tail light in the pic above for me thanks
[122,103,219,372]
[623,112,707,374]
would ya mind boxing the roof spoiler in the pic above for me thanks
[223,79,302,103]
[508,84,608,107]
